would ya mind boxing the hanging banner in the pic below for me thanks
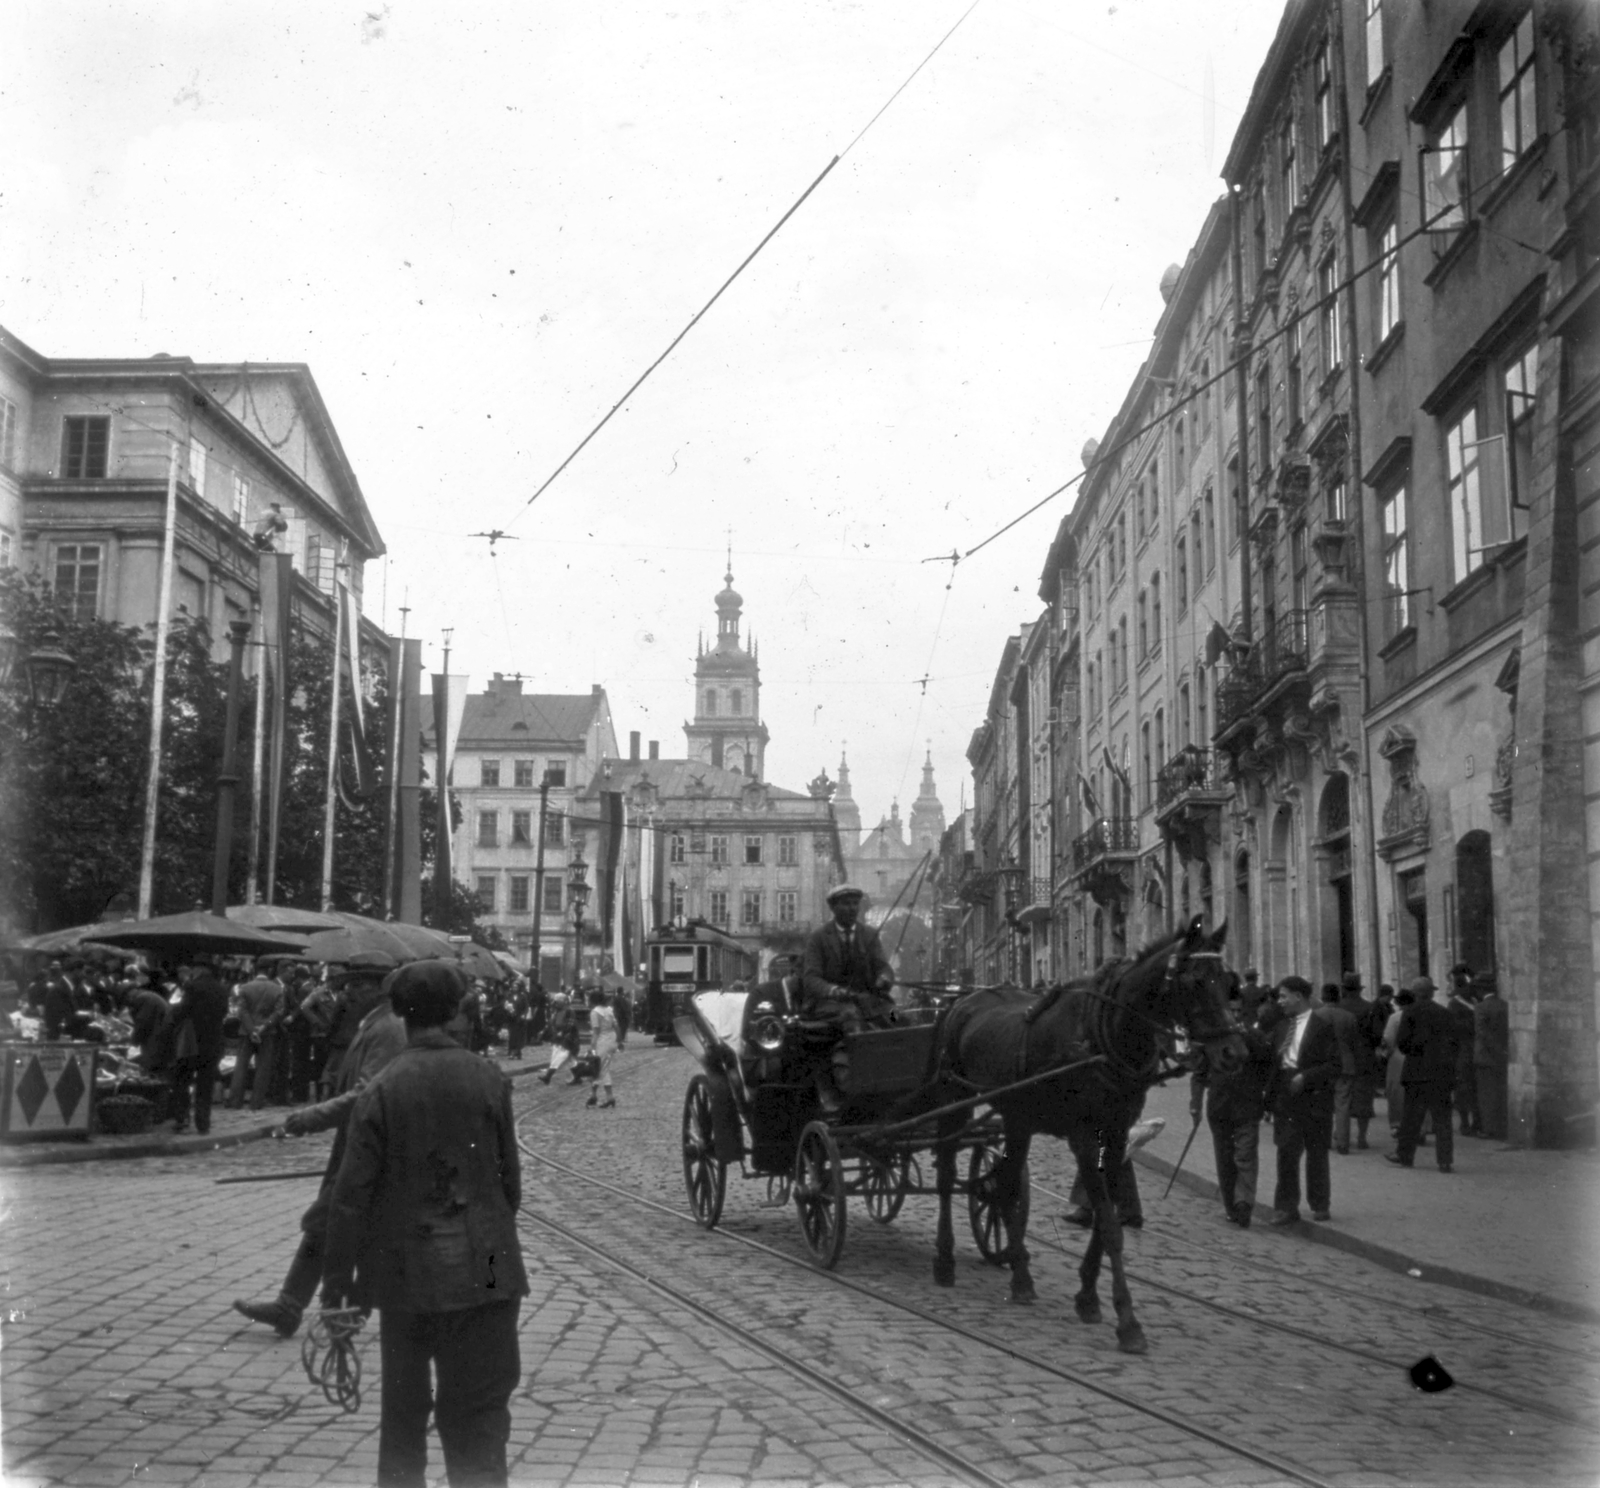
[259,552,295,902]
[336,583,379,809]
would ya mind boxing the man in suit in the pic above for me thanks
[1319,983,1360,1154]
[1473,974,1510,1141]
[1387,974,1459,1171]
[1336,972,1378,1150]
[168,958,230,1135]
[800,884,894,1114]
[229,966,286,1110]
[1191,979,1273,1226]
[1264,975,1341,1224]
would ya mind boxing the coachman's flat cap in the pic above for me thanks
[826,884,866,904]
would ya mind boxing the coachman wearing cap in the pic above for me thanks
[800,885,895,1114]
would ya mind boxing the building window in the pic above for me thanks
[731,689,743,714]
[0,396,15,468]
[1318,254,1341,376]
[1424,104,1469,233]
[1287,317,1303,429]
[778,835,797,866]
[510,876,530,913]
[187,437,207,493]
[1314,41,1334,151]
[778,890,798,924]
[704,689,717,716]
[1256,363,1272,473]
[1141,722,1153,808]
[232,473,249,523]
[1377,218,1400,340]
[543,877,563,913]
[709,890,729,925]
[1499,13,1537,172]
[1117,512,1128,572]
[61,416,109,478]
[1252,180,1268,285]
[1135,480,1147,540]
[544,762,567,787]
[1365,0,1384,88]
[480,759,501,787]
[1148,457,1160,530]
[1175,535,1189,613]
[668,833,686,865]
[1150,572,1162,652]
[544,811,565,846]
[1280,113,1299,210]
[514,759,535,788]
[476,875,497,912]
[710,835,729,865]
[744,834,762,865]
[1137,589,1150,658]
[1179,683,1192,748]
[477,811,499,848]
[1506,343,1538,514]
[1118,618,1129,693]
[667,882,685,919]
[1174,416,1186,473]
[1380,483,1410,636]
[1202,488,1216,572]
[1154,708,1165,783]
[1446,408,1485,583]
[1197,666,1209,741]
[52,544,101,622]
[511,810,532,846]
[1327,476,1348,524]
[740,889,762,926]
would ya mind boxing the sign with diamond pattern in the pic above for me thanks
[2,1046,96,1139]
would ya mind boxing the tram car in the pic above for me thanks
[645,919,761,1044]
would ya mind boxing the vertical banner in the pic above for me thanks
[634,817,655,969]
[609,799,629,976]
[397,639,423,924]
[336,584,376,808]
[259,553,294,904]
[431,675,453,900]
[597,791,625,947]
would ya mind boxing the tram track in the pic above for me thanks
[514,1107,1339,1488]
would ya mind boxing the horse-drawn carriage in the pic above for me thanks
[676,987,1027,1270]
[678,918,1246,1354]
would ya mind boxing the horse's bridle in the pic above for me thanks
[1077,945,1234,1086]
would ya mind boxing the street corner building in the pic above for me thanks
[952,0,1600,1150]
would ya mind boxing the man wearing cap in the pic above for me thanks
[232,953,407,1339]
[1189,974,1273,1226]
[1264,975,1341,1224]
[323,960,528,1488]
[800,885,895,1113]
[1387,975,1459,1172]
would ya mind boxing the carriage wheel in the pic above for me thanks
[765,1172,792,1208]
[861,1149,911,1225]
[681,1076,727,1229]
[967,1144,1031,1265]
[793,1122,847,1269]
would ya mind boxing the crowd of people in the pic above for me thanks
[1188,962,1511,1228]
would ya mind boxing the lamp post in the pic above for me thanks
[210,619,252,917]
[1,627,78,743]
[567,848,590,988]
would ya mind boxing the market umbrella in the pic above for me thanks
[301,914,454,966]
[85,910,308,958]
[452,941,508,982]
[14,922,121,954]
[226,904,345,934]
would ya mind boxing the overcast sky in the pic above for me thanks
[6,0,1287,830]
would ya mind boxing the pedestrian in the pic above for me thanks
[125,977,171,1074]
[1379,987,1411,1139]
[233,965,409,1339]
[1446,965,1482,1136]
[537,994,581,1084]
[505,980,529,1060]
[1473,973,1510,1141]
[299,972,338,1098]
[1336,972,1378,1150]
[1264,975,1340,1225]
[229,964,286,1110]
[1191,977,1272,1226]
[1387,975,1459,1172]
[1318,982,1360,1155]
[167,959,229,1135]
[322,955,396,1092]
[584,988,618,1108]
[614,984,631,1049]
[322,961,528,1488]
[527,981,547,1046]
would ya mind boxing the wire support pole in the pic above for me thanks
[137,438,181,919]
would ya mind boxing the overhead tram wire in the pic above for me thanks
[502,0,985,528]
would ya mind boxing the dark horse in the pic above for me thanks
[931,917,1244,1354]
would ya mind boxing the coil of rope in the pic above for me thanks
[300,1307,367,1413]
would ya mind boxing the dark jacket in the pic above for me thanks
[171,970,229,1061]
[1319,1001,1359,1078]
[1265,1009,1341,1114]
[323,1029,528,1313]
[1196,1022,1272,1123]
[1474,993,1509,1069]
[800,920,893,1014]
[1396,998,1458,1085]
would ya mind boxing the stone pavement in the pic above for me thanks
[1131,1076,1600,1323]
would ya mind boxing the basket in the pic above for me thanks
[95,1095,158,1136]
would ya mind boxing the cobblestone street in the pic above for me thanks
[3,1044,1597,1487]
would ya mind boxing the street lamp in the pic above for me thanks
[567,848,591,987]
[26,645,76,710]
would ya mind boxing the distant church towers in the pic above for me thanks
[834,751,862,851]
[684,566,768,777]
[909,750,946,854]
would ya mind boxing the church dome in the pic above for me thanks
[715,570,742,614]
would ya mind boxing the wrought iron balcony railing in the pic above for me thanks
[1155,746,1227,811]
[1071,816,1138,873]
[1258,608,1310,689]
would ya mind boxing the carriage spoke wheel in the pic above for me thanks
[681,1076,726,1229]
[793,1121,847,1269]
[861,1149,912,1224]
[764,1172,792,1208]
[967,1144,1030,1265]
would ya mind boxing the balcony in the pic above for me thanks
[1071,817,1139,907]
[1155,747,1232,862]
[1257,608,1310,693]
[1012,875,1054,928]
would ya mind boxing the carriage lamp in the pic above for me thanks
[748,1002,787,1053]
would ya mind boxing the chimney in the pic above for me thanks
[648,740,659,760]
[629,731,640,761]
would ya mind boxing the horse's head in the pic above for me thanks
[1160,917,1247,1075]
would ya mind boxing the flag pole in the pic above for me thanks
[137,437,181,918]
[319,559,347,912]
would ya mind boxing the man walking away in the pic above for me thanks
[233,965,409,1339]
[1319,984,1360,1154]
[168,960,229,1135]
[323,961,528,1488]
[229,966,286,1110]
[1265,976,1340,1224]
[1474,974,1510,1141]
[1387,975,1459,1172]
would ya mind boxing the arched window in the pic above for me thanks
[1179,683,1192,747]
[1151,572,1162,650]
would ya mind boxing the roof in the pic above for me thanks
[585,758,810,804]
[432,691,601,748]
